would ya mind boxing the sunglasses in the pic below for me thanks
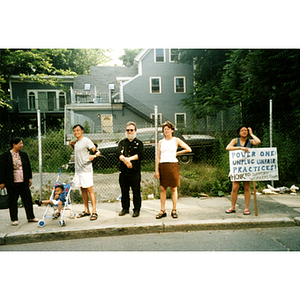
[126,129,134,132]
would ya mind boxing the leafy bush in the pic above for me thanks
[24,128,73,173]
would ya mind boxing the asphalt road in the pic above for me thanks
[1,226,300,251]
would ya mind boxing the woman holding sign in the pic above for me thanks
[225,126,261,215]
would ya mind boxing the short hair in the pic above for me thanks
[237,125,249,135]
[126,121,137,131]
[162,121,175,136]
[73,124,84,130]
[55,184,64,192]
[10,137,23,148]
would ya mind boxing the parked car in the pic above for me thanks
[91,128,216,169]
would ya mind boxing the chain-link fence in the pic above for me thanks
[1,104,299,202]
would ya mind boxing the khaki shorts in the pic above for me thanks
[74,172,93,188]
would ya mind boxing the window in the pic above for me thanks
[175,113,186,128]
[155,49,165,62]
[174,76,186,93]
[150,113,162,126]
[84,84,91,90]
[150,77,161,94]
[27,90,66,111]
[59,92,65,109]
[169,49,179,62]
[28,92,35,110]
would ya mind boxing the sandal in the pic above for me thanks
[243,209,251,215]
[77,211,91,218]
[171,209,178,218]
[53,212,60,219]
[225,208,236,214]
[156,210,167,219]
[90,213,98,221]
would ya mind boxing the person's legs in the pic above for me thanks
[170,187,179,218]
[42,200,53,205]
[7,185,20,222]
[226,181,240,213]
[19,183,35,220]
[156,185,167,219]
[119,172,130,211]
[243,181,251,212]
[160,186,167,211]
[86,186,97,214]
[57,200,63,213]
[81,187,90,214]
[131,172,141,212]
[171,187,178,210]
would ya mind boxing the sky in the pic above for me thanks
[107,49,125,66]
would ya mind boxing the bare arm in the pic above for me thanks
[69,140,75,150]
[155,140,162,179]
[226,138,239,151]
[226,138,250,152]
[89,146,101,161]
[248,127,261,146]
[175,138,192,156]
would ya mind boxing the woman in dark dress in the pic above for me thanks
[0,137,38,226]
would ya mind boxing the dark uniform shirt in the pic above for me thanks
[117,138,144,172]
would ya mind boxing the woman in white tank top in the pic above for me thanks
[155,121,191,219]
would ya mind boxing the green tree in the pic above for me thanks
[0,48,111,121]
[45,49,111,74]
[178,49,300,121]
[119,49,142,67]
[221,49,300,117]
[178,49,230,118]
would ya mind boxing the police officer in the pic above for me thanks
[117,121,144,217]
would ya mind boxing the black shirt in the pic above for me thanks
[117,138,144,171]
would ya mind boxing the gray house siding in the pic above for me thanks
[65,106,152,140]
[9,80,73,113]
[76,108,152,129]
[123,49,193,125]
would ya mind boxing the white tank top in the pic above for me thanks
[160,137,178,163]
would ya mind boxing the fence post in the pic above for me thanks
[154,105,159,196]
[37,110,43,201]
[270,99,274,187]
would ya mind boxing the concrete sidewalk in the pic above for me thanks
[1,194,300,245]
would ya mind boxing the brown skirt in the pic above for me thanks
[159,162,180,187]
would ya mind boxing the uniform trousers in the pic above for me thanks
[119,170,141,212]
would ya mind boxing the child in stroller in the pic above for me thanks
[35,184,66,218]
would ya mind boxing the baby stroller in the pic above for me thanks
[38,169,74,227]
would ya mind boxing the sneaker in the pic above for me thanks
[12,221,18,226]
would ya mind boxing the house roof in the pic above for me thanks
[73,66,138,95]
[134,49,150,62]
[9,75,75,82]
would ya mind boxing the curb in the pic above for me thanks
[1,217,298,246]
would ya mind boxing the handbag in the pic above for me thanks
[0,188,9,209]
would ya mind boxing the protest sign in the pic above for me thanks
[229,147,279,181]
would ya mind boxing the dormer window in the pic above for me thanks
[84,84,91,90]
[155,49,165,62]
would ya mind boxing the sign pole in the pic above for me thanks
[253,181,258,216]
